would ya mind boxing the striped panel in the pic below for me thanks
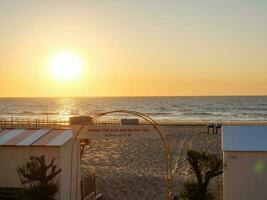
[4,129,37,146]
[0,129,25,145]
[32,129,66,146]
[0,129,14,138]
[48,130,73,146]
[17,129,50,146]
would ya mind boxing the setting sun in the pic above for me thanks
[49,52,82,81]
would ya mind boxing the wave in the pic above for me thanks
[39,112,60,115]
[0,96,267,122]
[182,112,215,116]
[145,112,173,116]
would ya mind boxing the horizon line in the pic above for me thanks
[0,95,267,98]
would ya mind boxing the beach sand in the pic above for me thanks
[81,125,222,200]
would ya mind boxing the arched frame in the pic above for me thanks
[70,110,173,200]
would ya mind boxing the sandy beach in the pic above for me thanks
[82,124,222,200]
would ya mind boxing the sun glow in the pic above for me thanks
[49,52,82,81]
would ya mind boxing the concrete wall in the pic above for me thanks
[0,143,81,200]
[60,139,81,200]
[0,146,60,187]
[0,146,61,199]
[224,151,267,200]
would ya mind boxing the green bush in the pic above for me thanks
[178,150,222,200]
[20,183,58,200]
[179,181,199,200]
[17,155,61,200]
[179,180,214,200]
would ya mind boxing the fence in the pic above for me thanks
[81,171,96,200]
[0,115,146,129]
[0,117,69,129]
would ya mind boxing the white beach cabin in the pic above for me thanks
[223,126,267,200]
[0,128,81,200]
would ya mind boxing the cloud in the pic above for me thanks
[162,14,177,19]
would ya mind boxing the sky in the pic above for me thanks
[0,0,267,97]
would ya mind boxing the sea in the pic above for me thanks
[0,96,267,123]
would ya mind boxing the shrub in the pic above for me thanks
[17,155,62,200]
[179,150,222,200]
[179,181,199,200]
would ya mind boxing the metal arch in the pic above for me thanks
[91,110,173,199]
[70,110,173,200]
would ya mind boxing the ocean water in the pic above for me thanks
[0,96,266,122]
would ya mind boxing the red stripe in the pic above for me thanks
[32,130,64,146]
[0,129,14,138]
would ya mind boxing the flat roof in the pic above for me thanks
[223,125,267,151]
[0,128,73,147]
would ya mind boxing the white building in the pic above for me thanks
[0,128,81,200]
[223,125,267,200]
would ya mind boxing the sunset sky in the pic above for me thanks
[0,0,267,97]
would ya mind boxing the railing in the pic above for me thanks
[0,117,69,129]
[81,172,96,200]
[0,115,148,129]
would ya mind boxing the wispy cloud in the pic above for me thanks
[162,14,177,19]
